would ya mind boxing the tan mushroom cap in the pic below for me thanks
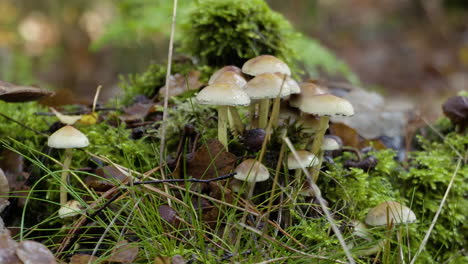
[242,55,291,76]
[290,82,328,108]
[299,94,354,117]
[209,66,242,84]
[209,71,247,87]
[234,159,270,182]
[196,82,250,106]
[287,150,319,170]
[244,73,291,99]
[47,125,89,149]
[365,201,417,226]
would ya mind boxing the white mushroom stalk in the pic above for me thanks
[298,93,354,182]
[47,125,89,205]
[196,82,250,149]
[243,73,290,129]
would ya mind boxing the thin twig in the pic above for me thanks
[134,173,235,185]
[409,158,462,264]
[157,0,178,207]
[0,113,47,137]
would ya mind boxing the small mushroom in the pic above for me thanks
[48,125,89,205]
[242,55,291,76]
[287,150,319,178]
[234,159,270,183]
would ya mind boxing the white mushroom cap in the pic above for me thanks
[365,201,417,226]
[299,94,354,117]
[244,73,291,99]
[58,200,82,219]
[196,82,250,106]
[287,150,319,170]
[47,125,89,149]
[209,71,247,87]
[322,136,342,151]
[242,55,291,76]
[208,65,242,84]
[234,159,270,182]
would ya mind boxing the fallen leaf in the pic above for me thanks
[69,254,98,264]
[158,71,202,98]
[85,166,128,192]
[330,123,386,150]
[158,205,180,228]
[106,240,139,263]
[171,255,186,264]
[154,256,171,264]
[119,102,155,123]
[0,230,22,264]
[0,80,53,102]
[187,140,236,180]
[16,240,56,264]
[0,169,10,213]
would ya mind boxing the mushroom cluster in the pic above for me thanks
[195,54,355,188]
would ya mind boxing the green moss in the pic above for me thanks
[119,60,212,105]
[181,0,357,81]
[320,150,399,220]
[0,102,49,148]
[399,131,468,262]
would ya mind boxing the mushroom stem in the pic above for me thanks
[228,106,244,134]
[248,103,257,128]
[269,95,281,128]
[309,116,329,182]
[60,148,73,205]
[217,106,229,150]
[258,99,270,129]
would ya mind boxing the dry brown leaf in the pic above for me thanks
[85,166,128,192]
[330,123,386,150]
[158,71,202,98]
[154,255,171,264]
[187,140,236,180]
[16,240,57,264]
[0,80,53,103]
[69,254,98,264]
[0,231,22,264]
[119,102,155,123]
[106,240,139,263]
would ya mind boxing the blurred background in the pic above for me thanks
[1,0,467,120]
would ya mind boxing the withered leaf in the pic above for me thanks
[0,169,9,213]
[330,123,386,150]
[158,71,202,98]
[187,140,236,179]
[158,205,180,228]
[16,240,56,264]
[0,231,22,264]
[85,166,128,192]
[154,256,171,264]
[119,102,155,123]
[0,80,53,102]
[69,254,98,264]
[106,240,139,263]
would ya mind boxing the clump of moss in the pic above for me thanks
[181,0,296,68]
[320,150,399,220]
[180,0,357,81]
[399,130,468,262]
